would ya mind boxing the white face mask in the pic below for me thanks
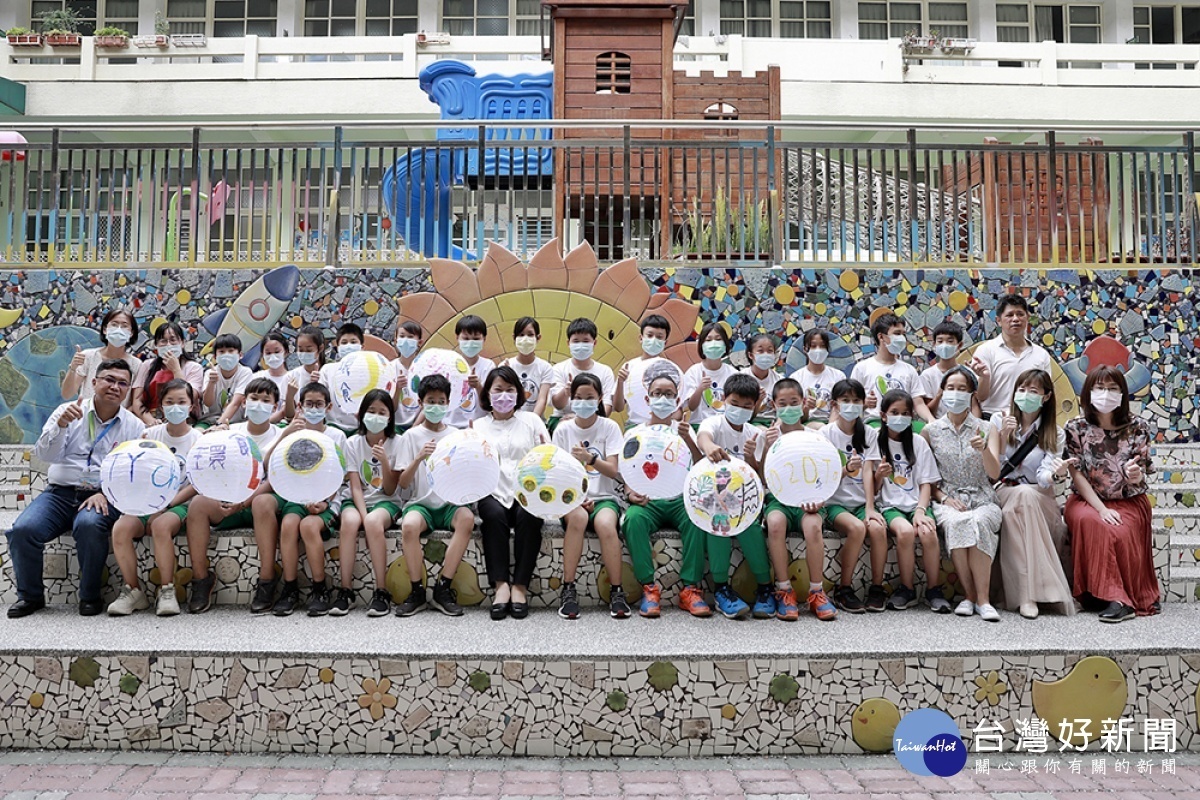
[514,335,538,356]
[339,343,362,358]
[753,353,777,371]
[245,400,274,424]
[216,353,240,372]
[933,343,958,361]
[397,337,419,358]
[941,389,971,414]
[264,353,286,369]
[724,405,753,426]
[297,351,318,366]
[158,344,183,360]
[641,336,666,356]
[569,342,594,361]
[1090,389,1122,414]
[105,327,132,348]
[838,402,863,421]
[807,348,828,365]
[648,395,678,419]
[886,334,907,356]
[303,406,326,425]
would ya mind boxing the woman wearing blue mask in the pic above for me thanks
[921,367,1003,622]
[552,372,627,620]
[62,308,143,407]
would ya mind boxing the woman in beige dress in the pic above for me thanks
[986,368,1076,619]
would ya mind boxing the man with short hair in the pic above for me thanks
[6,359,146,618]
[975,294,1052,416]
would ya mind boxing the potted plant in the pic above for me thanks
[134,12,169,47]
[674,187,777,261]
[94,26,130,48]
[5,26,43,46]
[38,8,83,46]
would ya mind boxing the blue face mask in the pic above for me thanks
[458,338,484,358]
[886,415,912,432]
[162,404,190,425]
[339,343,362,358]
[303,406,326,425]
[216,353,240,372]
[297,351,318,366]
[397,337,419,358]
[571,398,599,419]
[724,405,753,426]
[648,395,678,419]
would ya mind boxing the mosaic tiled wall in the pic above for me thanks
[1,649,1197,755]
[0,254,1191,443]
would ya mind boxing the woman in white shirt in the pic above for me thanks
[985,368,1075,619]
[471,365,550,621]
[62,309,143,407]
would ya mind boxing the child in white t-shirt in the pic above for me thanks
[390,320,425,431]
[614,314,674,428]
[503,316,553,417]
[683,322,737,426]
[199,334,253,426]
[849,313,923,423]
[741,333,781,420]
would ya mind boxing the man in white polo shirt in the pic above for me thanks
[975,295,1053,416]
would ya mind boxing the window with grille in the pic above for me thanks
[595,51,631,94]
[858,1,967,39]
[995,3,1100,44]
[213,0,277,37]
[678,0,696,35]
[166,0,207,34]
[441,0,537,35]
[720,0,830,37]
[30,0,97,34]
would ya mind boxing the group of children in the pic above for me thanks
[96,306,1062,624]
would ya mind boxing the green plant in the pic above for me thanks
[675,187,778,256]
[94,26,130,37]
[154,11,170,35]
[6,27,33,36]
[37,7,83,35]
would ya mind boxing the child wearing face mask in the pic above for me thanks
[915,321,986,422]
[251,332,291,424]
[794,328,845,427]
[821,379,888,614]
[132,321,204,427]
[63,308,143,407]
[614,314,673,428]
[549,317,616,434]
[394,374,473,618]
[696,373,774,620]
[390,320,424,431]
[107,380,202,618]
[199,334,254,428]
[874,390,945,613]
[683,322,737,427]
[552,373,628,620]
[502,316,553,418]
[741,333,781,420]
[331,390,403,618]
[850,313,924,424]
[447,314,496,429]
[318,323,367,434]
[284,325,326,422]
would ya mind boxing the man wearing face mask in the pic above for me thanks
[7,360,145,618]
[975,295,1052,416]
[62,309,143,408]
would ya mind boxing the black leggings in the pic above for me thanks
[477,495,544,587]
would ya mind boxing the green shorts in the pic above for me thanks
[365,500,402,520]
[215,507,255,530]
[883,508,915,527]
[138,503,189,525]
[762,495,814,532]
[821,504,867,525]
[563,498,620,530]
[402,502,464,533]
[274,492,336,539]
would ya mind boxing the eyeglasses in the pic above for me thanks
[96,376,131,390]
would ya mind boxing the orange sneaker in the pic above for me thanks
[807,588,838,621]
[775,587,800,621]
[638,583,662,618]
[678,585,713,617]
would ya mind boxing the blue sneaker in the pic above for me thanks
[714,584,750,619]
[752,585,776,619]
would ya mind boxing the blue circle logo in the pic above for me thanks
[893,709,967,777]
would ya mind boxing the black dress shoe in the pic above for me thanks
[510,601,529,619]
[7,598,45,618]
[1098,601,1135,623]
[78,600,104,617]
[490,601,510,621]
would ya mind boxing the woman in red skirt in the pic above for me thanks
[1064,365,1157,623]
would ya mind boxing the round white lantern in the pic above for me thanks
[619,424,692,500]
[101,439,185,516]
[186,430,265,504]
[409,348,470,410]
[683,457,765,537]
[268,430,347,506]
[427,428,501,505]
[515,444,589,520]
[330,351,397,416]
[763,430,843,506]
[623,358,685,422]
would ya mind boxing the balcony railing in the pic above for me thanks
[0,122,1195,267]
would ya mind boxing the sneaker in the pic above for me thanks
[328,587,355,617]
[1099,601,1135,623]
[107,585,149,616]
[954,599,976,617]
[832,585,864,613]
[273,582,301,617]
[187,573,216,614]
[557,581,580,620]
[395,585,428,617]
[925,585,952,614]
[751,585,777,619]
[609,586,631,619]
[775,587,800,621]
[431,580,463,617]
[865,583,888,612]
[978,603,1001,622]
[366,588,392,617]
[807,588,838,621]
[306,582,333,617]
[638,583,662,618]
[678,585,713,617]
[714,584,749,619]
[156,584,180,617]
[886,584,918,611]
[250,578,278,615]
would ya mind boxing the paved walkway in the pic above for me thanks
[2,751,1199,799]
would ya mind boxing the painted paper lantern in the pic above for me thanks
[623,357,685,422]
[683,457,765,538]
[101,439,185,516]
[427,428,501,505]
[330,350,397,416]
[409,348,470,410]
[515,444,589,520]
[268,430,347,506]
[619,424,692,500]
[763,430,843,506]
[186,430,265,504]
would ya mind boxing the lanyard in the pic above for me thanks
[86,411,121,468]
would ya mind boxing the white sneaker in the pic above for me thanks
[107,585,149,616]
[954,599,975,617]
[1019,602,1039,619]
[978,603,1001,622]
[156,584,180,617]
